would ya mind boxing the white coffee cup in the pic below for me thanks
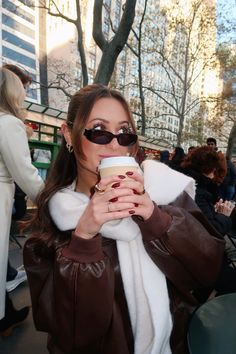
[98,156,139,188]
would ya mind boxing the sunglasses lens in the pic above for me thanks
[84,129,137,146]
[86,130,113,144]
[118,133,137,146]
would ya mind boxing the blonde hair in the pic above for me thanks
[0,67,26,120]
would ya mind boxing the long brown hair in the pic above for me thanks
[29,84,139,246]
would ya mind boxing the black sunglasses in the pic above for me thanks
[84,129,137,146]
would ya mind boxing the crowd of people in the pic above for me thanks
[1,64,236,354]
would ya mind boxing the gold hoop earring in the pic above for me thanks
[66,143,74,153]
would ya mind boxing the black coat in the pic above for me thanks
[184,170,231,236]
[222,160,236,187]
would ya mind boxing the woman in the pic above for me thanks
[181,146,236,296]
[168,147,185,172]
[24,84,225,354]
[5,64,34,293]
[181,146,234,235]
[0,67,43,336]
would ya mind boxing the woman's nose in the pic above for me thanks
[108,137,120,149]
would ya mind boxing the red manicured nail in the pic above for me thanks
[118,175,126,179]
[126,171,133,176]
[111,182,120,188]
[134,203,139,207]
[129,210,135,214]
[110,197,118,202]
[133,189,139,195]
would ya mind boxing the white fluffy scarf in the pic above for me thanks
[49,160,195,354]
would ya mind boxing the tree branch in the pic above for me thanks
[93,0,107,50]
[38,0,77,25]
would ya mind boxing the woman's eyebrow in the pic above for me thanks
[90,118,109,123]
[119,120,129,125]
[89,118,129,125]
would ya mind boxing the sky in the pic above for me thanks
[217,0,236,43]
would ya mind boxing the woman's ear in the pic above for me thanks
[61,123,72,146]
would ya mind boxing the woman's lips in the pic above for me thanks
[99,155,120,158]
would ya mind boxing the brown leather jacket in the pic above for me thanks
[23,192,225,354]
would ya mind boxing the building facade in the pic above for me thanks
[0,0,42,101]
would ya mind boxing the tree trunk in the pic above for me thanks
[226,122,236,158]
[94,43,123,85]
[75,1,88,87]
[94,0,137,85]
[38,6,48,105]
[177,113,184,146]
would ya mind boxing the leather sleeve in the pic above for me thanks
[23,233,114,352]
[134,193,225,295]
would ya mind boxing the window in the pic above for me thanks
[27,89,37,100]
[103,22,109,38]
[2,14,35,38]
[114,15,119,30]
[75,67,82,82]
[2,30,35,54]
[3,0,35,24]
[120,76,125,86]
[2,46,36,69]
[88,72,94,84]
[104,0,112,8]
[115,0,121,17]
[89,53,96,71]
[26,79,38,100]
[18,0,35,7]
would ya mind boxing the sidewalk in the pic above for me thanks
[0,237,48,354]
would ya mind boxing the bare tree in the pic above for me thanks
[124,0,218,146]
[124,0,148,136]
[36,0,137,88]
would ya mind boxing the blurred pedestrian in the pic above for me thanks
[168,146,185,172]
[206,137,227,186]
[0,67,43,336]
[219,155,236,201]
[187,146,195,155]
[160,150,170,164]
[206,137,217,150]
[33,148,52,181]
[182,146,236,296]
[3,64,34,293]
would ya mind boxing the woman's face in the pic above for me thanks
[80,97,132,174]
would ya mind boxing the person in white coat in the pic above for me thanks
[0,67,43,336]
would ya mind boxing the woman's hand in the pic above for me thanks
[215,199,235,217]
[106,170,154,221]
[75,175,140,239]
